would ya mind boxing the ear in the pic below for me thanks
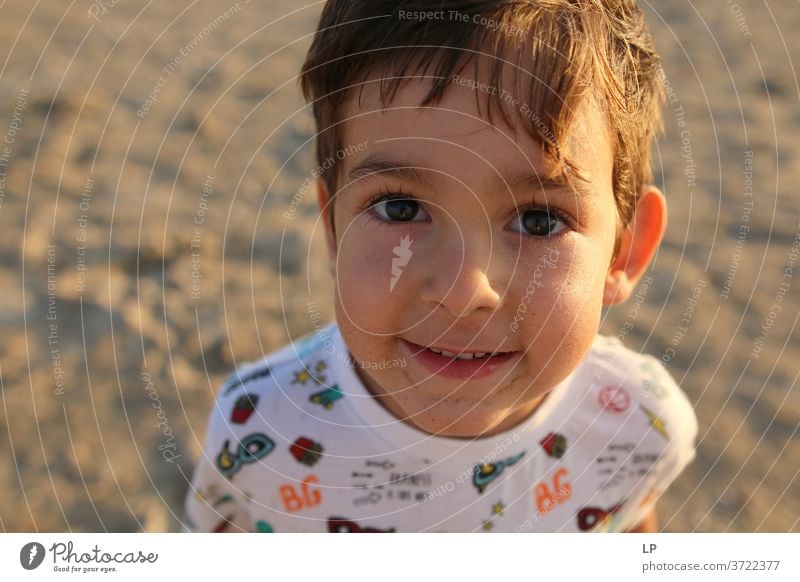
[603,185,667,305]
[316,177,337,278]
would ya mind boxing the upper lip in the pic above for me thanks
[403,338,515,354]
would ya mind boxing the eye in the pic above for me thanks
[367,194,430,223]
[509,207,569,237]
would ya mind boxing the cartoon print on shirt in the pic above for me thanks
[353,490,382,505]
[255,520,274,533]
[194,484,220,504]
[640,360,668,399]
[222,364,271,396]
[351,473,423,504]
[366,459,395,470]
[291,359,329,387]
[534,467,572,514]
[577,501,624,531]
[596,442,662,490]
[278,475,321,512]
[290,436,324,466]
[598,385,631,413]
[472,451,526,494]
[212,515,235,533]
[309,384,343,409]
[389,472,433,488]
[386,471,433,501]
[216,433,275,479]
[539,432,567,458]
[641,405,670,440]
[230,393,259,424]
[213,494,234,508]
[328,517,396,533]
[481,501,506,531]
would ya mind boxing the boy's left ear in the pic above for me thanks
[603,185,667,305]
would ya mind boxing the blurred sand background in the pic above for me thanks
[0,0,797,532]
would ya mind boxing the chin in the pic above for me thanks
[406,401,506,438]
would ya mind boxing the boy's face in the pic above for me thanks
[317,67,626,438]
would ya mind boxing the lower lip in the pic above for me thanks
[401,339,520,380]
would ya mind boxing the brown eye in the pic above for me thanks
[510,209,567,237]
[371,197,429,222]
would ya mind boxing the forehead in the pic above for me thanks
[337,58,614,191]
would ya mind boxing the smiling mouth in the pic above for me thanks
[401,338,520,380]
[403,338,517,361]
[425,346,509,361]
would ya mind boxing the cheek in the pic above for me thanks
[333,227,400,332]
[510,242,606,348]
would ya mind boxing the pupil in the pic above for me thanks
[386,199,417,221]
[523,210,556,235]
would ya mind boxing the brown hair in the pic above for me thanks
[299,0,664,254]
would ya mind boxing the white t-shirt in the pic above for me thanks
[184,322,697,532]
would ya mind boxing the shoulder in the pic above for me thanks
[578,335,698,480]
[217,322,338,398]
[564,336,698,530]
[204,322,339,440]
[585,335,697,443]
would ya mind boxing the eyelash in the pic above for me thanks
[360,188,575,235]
[360,187,424,228]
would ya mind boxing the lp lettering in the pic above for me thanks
[534,467,572,514]
[279,475,321,512]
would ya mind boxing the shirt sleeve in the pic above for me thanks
[610,359,699,532]
[183,397,253,533]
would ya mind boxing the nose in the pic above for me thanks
[419,225,504,317]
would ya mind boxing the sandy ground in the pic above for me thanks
[0,0,797,532]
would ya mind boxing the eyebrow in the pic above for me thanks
[345,153,592,199]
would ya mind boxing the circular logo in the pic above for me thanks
[19,542,46,570]
[598,385,630,413]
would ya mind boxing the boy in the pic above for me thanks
[185,0,697,533]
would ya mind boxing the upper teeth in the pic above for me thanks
[428,347,495,360]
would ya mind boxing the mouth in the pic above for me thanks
[401,338,520,380]
[425,346,511,361]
